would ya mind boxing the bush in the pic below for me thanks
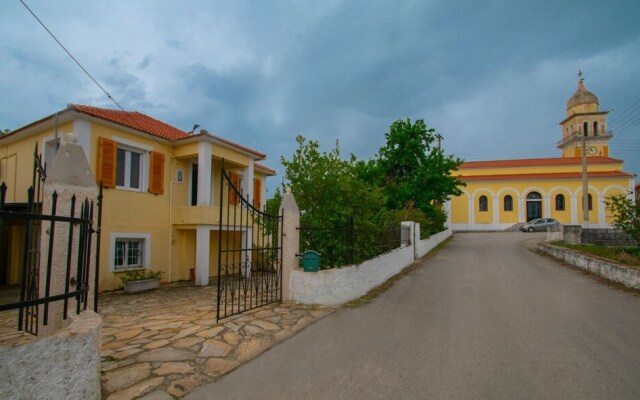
[120,269,163,284]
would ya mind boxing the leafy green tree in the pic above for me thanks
[359,118,465,234]
[606,194,640,242]
[0,129,10,136]
[281,135,385,228]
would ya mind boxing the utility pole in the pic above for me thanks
[435,133,443,150]
[581,132,590,227]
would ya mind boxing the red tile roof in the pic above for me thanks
[461,170,634,182]
[460,156,622,169]
[71,104,191,141]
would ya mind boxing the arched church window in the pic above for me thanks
[583,121,589,136]
[555,194,565,211]
[479,195,488,212]
[582,194,593,211]
[504,195,513,211]
[593,121,598,136]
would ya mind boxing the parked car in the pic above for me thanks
[520,218,559,232]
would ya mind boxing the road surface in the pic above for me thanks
[186,232,640,400]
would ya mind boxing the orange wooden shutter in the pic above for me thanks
[229,172,240,205]
[97,137,117,188]
[149,151,164,194]
[253,178,262,209]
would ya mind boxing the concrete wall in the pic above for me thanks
[539,243,640,290]
[0,311,102,400]
[289,227,452,306]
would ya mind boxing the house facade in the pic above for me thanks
[448,78,636,230]
[0,104,274,291]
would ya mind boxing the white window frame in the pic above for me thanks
[113,136,152,192]
[109,232,151,272]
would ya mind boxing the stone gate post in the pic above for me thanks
[279,188,299,302]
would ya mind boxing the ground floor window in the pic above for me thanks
[555,194,565,211]
[115,239,144,269]
[109,233,151,271]
[504,195,513,211]
[479,195,488,212]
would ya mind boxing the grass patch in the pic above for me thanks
[553,241,640,267]
[344,236,453,307]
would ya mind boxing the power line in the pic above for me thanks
[19,0,126,112]
[608,97,640,129]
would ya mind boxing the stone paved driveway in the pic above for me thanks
[99,282,334,399]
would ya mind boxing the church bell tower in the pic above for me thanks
[558,73,612,158]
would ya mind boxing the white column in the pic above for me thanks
[492,196,499,225]
[197,142,212,206]
[242,159,255,204]
[598,195,606,227]
[544,195,551,218]
[570,195,578,224]
[518,196,524,222]
[195,226,211,286]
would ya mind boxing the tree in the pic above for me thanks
[606,194,640,242]
[281,135,385,229]
[358,118,465,233]
[0,129,10,136]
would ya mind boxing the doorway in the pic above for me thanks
[526,192,542,221]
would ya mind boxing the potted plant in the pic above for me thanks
[120,269,163,294]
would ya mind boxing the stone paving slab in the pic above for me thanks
[98,282,335,399]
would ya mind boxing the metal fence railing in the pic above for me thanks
[298,217,410,269]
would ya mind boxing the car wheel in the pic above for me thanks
[527,227,535,232]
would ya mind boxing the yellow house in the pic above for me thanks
[0,104,275,290]
[448,78,636,230]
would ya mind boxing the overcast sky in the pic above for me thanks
[2,0,639,196]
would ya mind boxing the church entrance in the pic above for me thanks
[526,192,542,221]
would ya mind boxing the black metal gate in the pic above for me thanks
[0,144,102,335]
[216,160,283,321]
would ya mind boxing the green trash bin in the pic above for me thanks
[302,250,321,272]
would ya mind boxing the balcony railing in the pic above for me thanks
[557,131,613,148]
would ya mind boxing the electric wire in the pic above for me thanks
[19,0,127,112]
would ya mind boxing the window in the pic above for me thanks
[97,137,164,193]
[504,195,513,211]
[583,194,593,211]
[109,233,151,271]
[479,195,488,212]
[555,194,565,211]
[583,121,589,136]
[114,239,145,269]
[116,148,142,190]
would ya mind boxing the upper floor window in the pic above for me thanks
[555,194,565,211]
[504,195,513,211]
[116,147,142,190]
[479,195,488,212]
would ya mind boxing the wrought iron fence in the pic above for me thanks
[0,182,100,335]
[298,217,410,269]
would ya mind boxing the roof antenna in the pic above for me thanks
[188,124,200,134]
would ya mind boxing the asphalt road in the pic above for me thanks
[186,232,640,400]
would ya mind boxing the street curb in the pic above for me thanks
[538,243,640,290]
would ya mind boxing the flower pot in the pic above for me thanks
[124,278,161,294]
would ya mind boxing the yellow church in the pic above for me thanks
[447,77,636,231]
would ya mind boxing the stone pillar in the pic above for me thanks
[39,132,98,336]
[279,189,299,302]
[564,225,582,245]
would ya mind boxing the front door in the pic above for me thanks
[526,192,542,221]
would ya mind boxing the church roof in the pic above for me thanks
[566,79,599,110]
[460,156,622,169]
[461,170,633,182]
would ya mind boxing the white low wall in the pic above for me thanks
[290,228,452,306]
[416,229,452,258]
[539,244,640,290]
[0,311,102,400]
